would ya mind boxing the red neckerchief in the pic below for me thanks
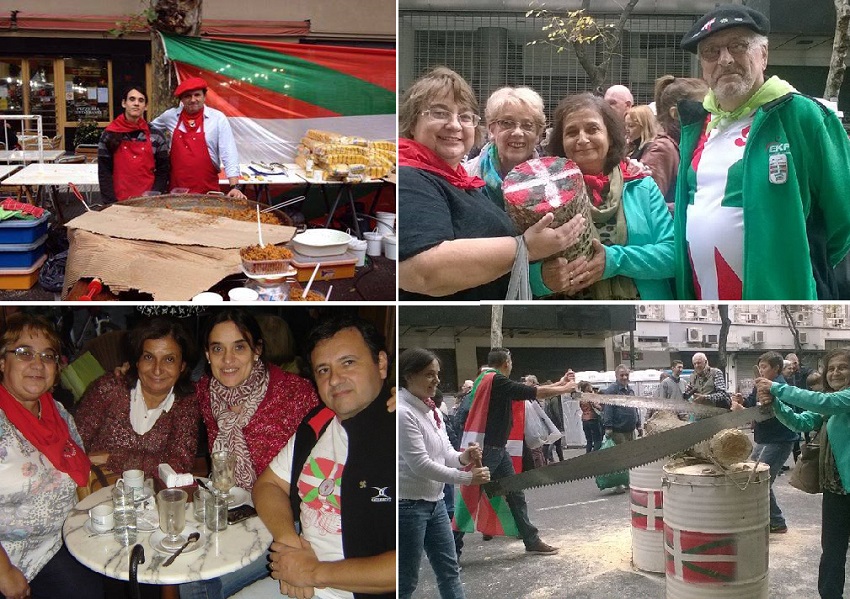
[583,160,648,206]
[178,107,204,133]
[398,138,485,190]
[0,385,90,486]
[105,113,151,137]
[422,397,441,428]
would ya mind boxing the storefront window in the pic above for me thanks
[65,58,110,123]
[0,59,24,149]
[28,59,56,136]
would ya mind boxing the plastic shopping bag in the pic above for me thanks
[524,400,563,449]
[594,436,629,490]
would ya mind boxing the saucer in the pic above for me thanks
[84,519,112,536]
[197,479,250,508]
[150,525,204,555]
[137,510,159,532]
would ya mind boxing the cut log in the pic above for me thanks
[644,411,752,467]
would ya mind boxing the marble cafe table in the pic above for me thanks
[63,485,272,584]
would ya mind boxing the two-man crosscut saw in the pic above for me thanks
[483,403,772,497]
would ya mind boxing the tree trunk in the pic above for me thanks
[490,305,503,349]
[149,0,203,117]
[717,305,731,373]
[781,306,804,356]
[825,0,850,100]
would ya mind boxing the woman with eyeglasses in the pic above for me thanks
[398,348,489,599]
[398,67,587,301]
[75,317,199,479]
[464,86,546,210]
[543,93,675,299]
[0,313,104,599]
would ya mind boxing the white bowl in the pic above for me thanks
[291,229,353,257]
[191,292,224,303]
[227,287,259,302]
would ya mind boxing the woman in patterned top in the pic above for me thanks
[181,309,320,599]
[755,347,850,599]
[75,317,199,478]
[0,313,103,599]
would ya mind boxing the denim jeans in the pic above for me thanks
[399,499,465,599]
[178,552,270,599]
[481,446,540,546]
[26,543,104,599]
[750,441,794,527]
[819,491,850,599]
[582,420,603,453]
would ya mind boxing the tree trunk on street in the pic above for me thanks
[825,0,850,100]
[490,305,503,349]
[781,306,804,356]
[149,0,203,117]
[717,305,731,372]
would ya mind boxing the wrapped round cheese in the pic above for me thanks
[503,157,594,262]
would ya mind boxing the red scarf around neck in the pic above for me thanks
[105,113,151,136]
[0,385,90,486]
[179,107,204,132]
[422,397,442,428]
[398,138,485,190]
[583,160,648,206]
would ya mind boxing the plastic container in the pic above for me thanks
[191,292,224,303]
[383,234,397,260]
[0,213,50,244]
[0,234,47,269]
[364,231,383,257]
[348,238,367,267]
[290,249,357,282]
[663,461,770,598]
[375,211,396,236]
[0,255,46,290]
[240,256,292,276]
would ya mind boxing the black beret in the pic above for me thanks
[681,4,770,53]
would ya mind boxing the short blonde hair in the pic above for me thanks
[399,67,481,146]
[484,87,546,130]
[626,105,660,147]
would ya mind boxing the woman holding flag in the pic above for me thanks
[398,348,489,599]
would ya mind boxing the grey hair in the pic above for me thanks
[484,87,546,129]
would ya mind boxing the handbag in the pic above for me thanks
[595,436,629,490]
[506,235,532,300]
[789,433,821,494]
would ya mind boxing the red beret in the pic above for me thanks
[174,77,208,98]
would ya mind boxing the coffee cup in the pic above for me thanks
[117,469,145,498]
[89,504,114,533]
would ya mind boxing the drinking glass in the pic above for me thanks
[157,489,187,551]
[211,450,237,501]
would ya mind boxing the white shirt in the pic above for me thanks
[150,105,241,178]
[398,388,471,502]
[686,113,753,299]
[129,380,176,435]
[270,417,350,599]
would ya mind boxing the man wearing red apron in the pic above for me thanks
[150,77,246,199]
[96,83,169,208]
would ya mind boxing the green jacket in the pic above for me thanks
[533,177,675,299]
[770,383,850,493]
[674,94,850,299]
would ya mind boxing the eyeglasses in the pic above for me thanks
[421,108,480,128]
[494,119,538,133]
[6,347,60,365]
[698,39,753,62]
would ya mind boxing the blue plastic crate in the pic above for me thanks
[0,213,50,245]
[0,234,48,269]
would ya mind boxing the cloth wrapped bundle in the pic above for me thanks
[503,157,594,262]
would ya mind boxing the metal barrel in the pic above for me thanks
[662,461,770,598]
[630,458,668,573]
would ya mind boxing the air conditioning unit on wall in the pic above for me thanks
[687,327,702,342]
[752,330,765,344]
[799,332,809,344]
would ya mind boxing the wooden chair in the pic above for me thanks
[76,463,115,501]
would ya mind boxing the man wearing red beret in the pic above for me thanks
[151,76,246,199]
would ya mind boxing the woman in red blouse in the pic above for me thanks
[75,317,199,478]
[197,309,319,492]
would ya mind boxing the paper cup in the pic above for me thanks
[227,287,260,302]
[364,231,383,257]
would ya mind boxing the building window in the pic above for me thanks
[65,58,110,124]
[28,59,56,136]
